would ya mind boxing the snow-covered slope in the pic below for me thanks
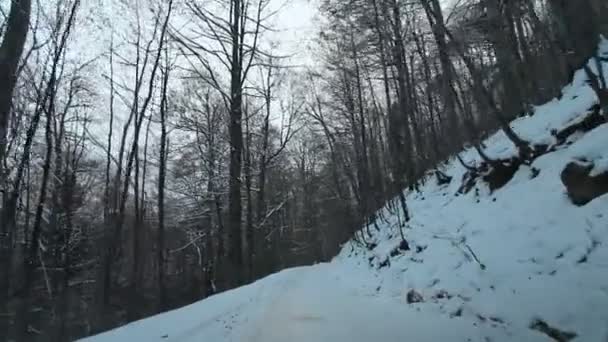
[81,45,608,342]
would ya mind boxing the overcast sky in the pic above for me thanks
[270,0,319,68]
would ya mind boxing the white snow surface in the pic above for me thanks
[82,46,608,342]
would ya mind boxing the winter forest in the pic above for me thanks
[1,0,607,340]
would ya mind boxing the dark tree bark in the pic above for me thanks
[256,59,274,229]
[0,0,32,317]
[387,0,415,186]
[158,48,171,312]
[548,0,603,73]
[486,0,527,119]
[0,0,32,182]
[228,0,245,287]
[244,102,254,282]
[411,29,441,161]
[421,0,461,147]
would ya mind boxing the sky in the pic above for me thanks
[267,0,319,68]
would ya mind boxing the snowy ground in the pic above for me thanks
[82,45,608,342]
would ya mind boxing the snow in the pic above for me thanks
[81,44,608,342]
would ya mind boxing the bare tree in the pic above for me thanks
[174,0,270,287]
[157,38,172,312]
[0,0,32,182]
[95,0,174,329]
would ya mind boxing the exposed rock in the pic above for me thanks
[406,289,423,304]
[458,169,480,194]
[459,144,549,194]
[398,239,410,251]
[450,307,463,318]
[389,248,400,257]
[389,240,410,257]
[432,289,452,300]
[378,257,390,269]
[561,161,608,205]
[482,158,522,192]
[530,167,541,179]
[435,170,452,186]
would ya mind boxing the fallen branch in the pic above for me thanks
[463,243,486,270]
[530,318,577,342]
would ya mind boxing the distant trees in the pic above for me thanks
[172,0,273,288]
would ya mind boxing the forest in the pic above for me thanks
[0,0,607,340]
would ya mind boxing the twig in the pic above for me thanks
[464,243,486,270]
[169,233,207,254]
[38,244,53,299]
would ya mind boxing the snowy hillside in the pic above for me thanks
[81,46,608,342]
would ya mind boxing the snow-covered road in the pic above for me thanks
[85,262,548,342]
[240,264,525,342]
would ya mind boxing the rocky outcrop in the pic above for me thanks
[406,289,423,304]
[561,161,608,205]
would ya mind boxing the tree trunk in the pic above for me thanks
[0,0,32,183]
[228,0,244,287]
[548,0,602,73]
[256,62,273,228]
[350,28,372,225]
[244,105,254,282]
[158,54,170,313]
[486,0,526,119]
[412,29,441,161]
[0,0,32,319]
[388,0,415,186]
[422,0,461,147]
